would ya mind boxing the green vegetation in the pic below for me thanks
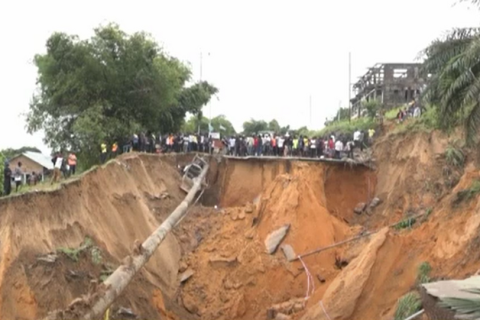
[241,118,291,136]
[183,115,236,136]
[385,107,403,120]
[57,236,102,264]
[317,117,376,138]
[421,4,480,146]
[417,262,432,284]
[392,106,440,135]
[363,100,381,119]
[394,217,417,230]
[394,292,422,320]
[26,23,217,167]
[454,179,480,204]
[445,143,465,167]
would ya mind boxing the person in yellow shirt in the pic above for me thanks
[368,128,375,145]
[292,137,298,156]
[100,143,107,164]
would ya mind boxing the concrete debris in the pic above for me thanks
[281,244,296,262]
[37,254,58,263]
[354,202,367,214]
[117,307,137,318]
[268,298,306,316]
[153,192,169,200]
[179,268,195,283]
[209,255,238,267]
[369,197,381,208]
[265,224,291,254]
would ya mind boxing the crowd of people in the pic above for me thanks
[221,129,375,158]
[1,127,377,197]
[112,129,376,160]
[396,99,423,123]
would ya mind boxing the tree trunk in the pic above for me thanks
[44,162,209,320]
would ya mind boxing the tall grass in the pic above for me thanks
[394,292,422,320]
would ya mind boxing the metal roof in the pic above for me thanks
[10,151,54,170]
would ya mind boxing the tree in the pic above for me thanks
[182,114,236,136]
[334,107,350,121]
[26,23,217,166]
[362,100,381,119]
[268,119,281,133]
[421,24,480,144]
[242,119,268,135]
[1,146,42,160]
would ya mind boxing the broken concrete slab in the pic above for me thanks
[354,202,367,214]
[209,255,238,267]
[179,268,195,283]
[37,254,58,263]
[117,307,137,318]
[265,224,290,254]
[281,244,296,262]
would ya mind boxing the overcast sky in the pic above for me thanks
[0,0,478,153]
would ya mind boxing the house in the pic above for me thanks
[8,151,53,182]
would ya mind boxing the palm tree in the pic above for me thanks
[421,26,480,145]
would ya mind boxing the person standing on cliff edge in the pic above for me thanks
[3,161,12,196]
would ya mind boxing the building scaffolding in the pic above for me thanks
[350,63,427,118]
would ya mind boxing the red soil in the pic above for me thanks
[1,126,480,320]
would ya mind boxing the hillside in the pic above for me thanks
[0,121,478,319]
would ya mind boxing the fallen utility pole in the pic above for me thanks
[293,212,428,261]
[43,162,210,320]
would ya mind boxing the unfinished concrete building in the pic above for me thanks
[350,63,427,118]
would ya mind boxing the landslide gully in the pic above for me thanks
[3,129,480,320]
[0,153,200,320]
[178,159,376,320]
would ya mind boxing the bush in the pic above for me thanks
[454,179,480,205]
[394,292,422,320]
[57,236,102,264]
[417,261,432,284]
[392,106,440,135]
[445,146,465,167]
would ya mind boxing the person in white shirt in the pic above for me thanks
[278,137,285,157]
[310,138,316,158]
[229,137,236,155]
[353,130,361,150]
[335,140,344,159]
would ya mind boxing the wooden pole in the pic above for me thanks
[44,163,210,320]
